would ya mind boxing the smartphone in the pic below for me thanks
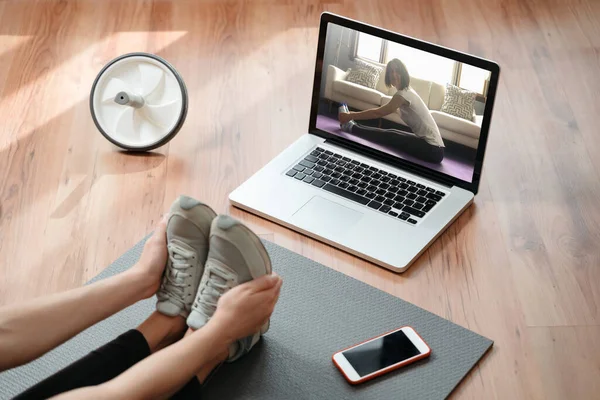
[332,326,431,384]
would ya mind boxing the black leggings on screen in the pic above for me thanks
[350,123,444,164]
[14,330,202,400]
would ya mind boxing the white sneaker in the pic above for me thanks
[187,215,272,360]
[156,196,216,318]
[338,104,355,132]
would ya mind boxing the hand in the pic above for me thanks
[132,216,168,298]
[209,274,283,343]
[338,112,352,125]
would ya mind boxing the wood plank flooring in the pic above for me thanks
[1,0,599,398]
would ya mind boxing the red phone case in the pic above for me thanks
[332,326,431,385]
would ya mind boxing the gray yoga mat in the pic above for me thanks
[0,238,492,399]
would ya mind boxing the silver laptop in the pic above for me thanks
[230,13,500,273]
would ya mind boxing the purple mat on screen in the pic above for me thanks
[316,115,474,182]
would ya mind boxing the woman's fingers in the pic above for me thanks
[246,273,281,292]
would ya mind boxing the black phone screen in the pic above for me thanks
[342,330,421,377]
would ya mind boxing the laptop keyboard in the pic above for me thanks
[285,147,446,225]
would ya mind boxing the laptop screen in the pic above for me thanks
[315,21,495,184]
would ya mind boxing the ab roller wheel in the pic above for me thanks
[90,53,188,151]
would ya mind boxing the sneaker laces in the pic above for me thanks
[194,262,237,316]
[158,243,195,308]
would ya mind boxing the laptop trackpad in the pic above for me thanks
[291,196,363,238]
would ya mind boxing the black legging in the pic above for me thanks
[14,330,202,400]
[349,123,444,164]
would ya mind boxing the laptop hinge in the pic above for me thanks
[323,137,455,188]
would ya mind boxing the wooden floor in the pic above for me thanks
[1,0,599,398]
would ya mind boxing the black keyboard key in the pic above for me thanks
[340,175,350,182]
[390,179,400,186]
[323,168,333,175]
[407,180,416,185]
[380,183,390,190]
[381,176,391,183]
[425,199,436,207]
[403,206,425,218]
[357,182,367,188]
[388,187,399,193]
[345,164,355,171]
[375,189,386,195]
[426,187,435,192]
[363,170,373,177]
[383,199,394,206]
[293,164,305,172]
[399,189,409,197]
[393,202,404,209]
[295,173,306,180]
[313,172,323,179]
[355,167,364,173]
[304,169,314,176]
[416,196,427,204]
[334,166,345,173]
[286,170,297,177]
[314,166,324,172]
[403,199,415,207]
[375,195,386,202]
[317,160,327,166]
[300,160,315,169]
[303,176,315,184]
[422,204,433,212]
[322,176,332,183]
[388,173,397,179]
[332,154,342,158]
[312,179,325,188]
[351,159,360,164]
[315,147,324,153]
[348,185,358,192]
[436,191,446,197]
[349,178,359,185]
[365,192,376,199]
[399,213,409,220]
[322,184,370,205]
[380,205,391,213]
[324,150,333,155]
[379,171,388,176]
[331,172,341,179]
[417,189,428,196]
[372,173,382,180]
[306,154,319,162]
[326,162,336,169]
[356,189,367,196]
[352,172,362,179]
[336,160,346,167]
[342,156,351,162]
[412,203,423,210]
[367,185,377,192]
[367,200,382,210]
[407,193,417,200]
[371,179,382,187]
[388,211,398,217]
[407,186,418,193]
[400,183,409,189]
[369,166,379,172]
[416,183,425,189]
[384,192,395,199]
[398,177,407,182]
[360,163,369,168]
[426,193,442,202]
[339,182,349,189]
[407,218,417,224]
[331,179,340,185]
[394,195,405,202]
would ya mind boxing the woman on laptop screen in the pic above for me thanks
[338,58,445,164]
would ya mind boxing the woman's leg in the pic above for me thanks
[345,122,444,164]
[14,312,187,400]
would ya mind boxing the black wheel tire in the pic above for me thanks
[89,52,188,151]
